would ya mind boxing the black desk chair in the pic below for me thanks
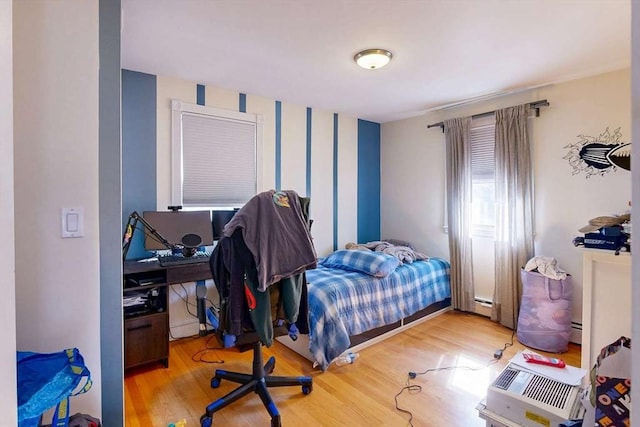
[200,337,312,427]
[200,280,313,426]
[201,211,314,427]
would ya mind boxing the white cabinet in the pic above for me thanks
[581,249,632,369]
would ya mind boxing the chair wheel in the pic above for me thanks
[302,384,312,395]
[211,377,221,388]
[270,415,282,427]
[200,414,212,427]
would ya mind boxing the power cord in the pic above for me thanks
[397,349,508,425]
[168,285,222,339]
[494,328,516,360]
[394,382,422,426]
[170,284,198,318]
[206,297,219,311]
[191,334,225,364]
[165,331,225,364]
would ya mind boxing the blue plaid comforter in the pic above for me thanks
[306,257,451,370]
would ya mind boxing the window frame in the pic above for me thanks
[170,99,263,209]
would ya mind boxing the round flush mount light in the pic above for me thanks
[354,48,393,70]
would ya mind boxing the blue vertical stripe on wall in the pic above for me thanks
[239,93,246,113]
[357,119,381,243]
[196,84,205,105]
[333,113,339,251]
[306,107,312,197]
[122,69,158,260]
[275,101,282,191]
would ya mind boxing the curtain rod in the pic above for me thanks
[426,99,549,131]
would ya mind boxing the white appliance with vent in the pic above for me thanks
[480,362,585,427]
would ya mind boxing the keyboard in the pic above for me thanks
[158,251,211,267]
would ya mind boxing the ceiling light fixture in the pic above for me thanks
[354,48,393,70]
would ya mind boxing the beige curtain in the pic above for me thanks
[492,104,535,329]
[444,117,475,312]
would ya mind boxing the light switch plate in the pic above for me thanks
[62,207,84,238]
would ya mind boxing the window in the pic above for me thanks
[470,115,496,236]
[171,100,262,208]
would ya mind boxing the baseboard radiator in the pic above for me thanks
[474,297,493,317]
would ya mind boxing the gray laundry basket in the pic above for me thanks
[516,268,573,353]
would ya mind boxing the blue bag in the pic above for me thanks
[17,348,92,427]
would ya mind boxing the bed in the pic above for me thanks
[277,247,451,370]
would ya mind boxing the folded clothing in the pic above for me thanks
[524,256,567,280]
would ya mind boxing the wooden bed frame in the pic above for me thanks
[275,297,452,365]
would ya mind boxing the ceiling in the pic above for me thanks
[121,0,631,123]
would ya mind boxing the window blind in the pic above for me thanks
[470,116,495,180]
[181,112,256,206]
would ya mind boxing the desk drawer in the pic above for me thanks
[166,261,211,284]
[124,313,168,369]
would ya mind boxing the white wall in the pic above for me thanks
[154,74,360,333]
[1,0,17,423]
[382,69,632,333]
[336,116,358,246]
[13,0,102,420]
[280,103,307,194]
[309,109,337,254]
[381,116,449,259]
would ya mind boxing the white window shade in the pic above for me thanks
[181,113,256,206]
[470,115,496,231]
[171,100,261,208]
[470,116,495,180]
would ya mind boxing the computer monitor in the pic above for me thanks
[142,210,214,251]
[211,209,239,241]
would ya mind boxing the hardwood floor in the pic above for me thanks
[124,310,581,426]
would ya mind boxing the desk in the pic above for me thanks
[123,259,212,370]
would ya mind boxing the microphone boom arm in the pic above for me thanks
[122,211,176,261]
